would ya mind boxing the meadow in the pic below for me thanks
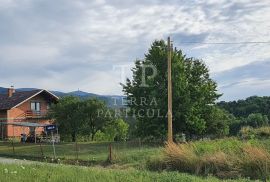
[0,141,162,168]
[0,163,252,182]
[0,137,270,181]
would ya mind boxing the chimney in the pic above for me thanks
[8,86,15,97]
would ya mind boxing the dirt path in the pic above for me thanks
[0,157,39,164]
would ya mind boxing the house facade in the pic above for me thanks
[0,87,58,139]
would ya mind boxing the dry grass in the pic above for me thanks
[240,145,270,179]
[255,127,270,137]
[164,142,199,173]
[162,141,270,180]
[200,151,238,178]
[240,126,270,139]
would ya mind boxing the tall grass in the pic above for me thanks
[240,126,270,139]
[240,145,270,179]
[0,163,250,182]
[164,143,199,173]
[160,139,270,180]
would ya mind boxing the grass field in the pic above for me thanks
[0,163,252,182]
[0,141,162,168]
[0,138,270,180]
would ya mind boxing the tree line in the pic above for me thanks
[218,97,270,135]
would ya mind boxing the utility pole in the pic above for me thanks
[167,36,173,143]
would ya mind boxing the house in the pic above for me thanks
[0,87,58,139]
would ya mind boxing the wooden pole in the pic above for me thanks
[109,143,112,162]
[34,127,37,144]
[39,142,44,158]
[12,125,15,155]
[51,131,56,159]
[75,141,79,161]
[167,36,173,143]
[1,122,3,140]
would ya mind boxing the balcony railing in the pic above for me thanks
[25,110,48,119]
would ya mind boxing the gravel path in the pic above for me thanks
[0,157,39,165]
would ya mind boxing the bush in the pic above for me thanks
[240,126,270,139]
[239,126,255,139]
[255,126,270,137]
[94,130,108,141]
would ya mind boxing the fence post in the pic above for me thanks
[12,125,15,155]
[11,139,15,155]
[109,143,112,162]
[51,131,56,159]
[139,138,142,150]
[75,141,79,162]
[39,142,44,158]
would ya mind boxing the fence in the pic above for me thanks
[0,140,163,165]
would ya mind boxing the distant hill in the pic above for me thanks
[0,87,6,94]
[0,87,125,108]
[218,96,270,118]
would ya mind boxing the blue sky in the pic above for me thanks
[0,0,270,101]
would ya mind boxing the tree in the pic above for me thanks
[50,97,114,142]
[204,107,234,137]
[245,113,269,128]
[218,96,270,119]
[122,40,221,139]
[49,96,84,142]
[103,119,129,141]
[81,98,109,141]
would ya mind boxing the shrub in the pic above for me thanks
[255,126,270,138]
[239,126,255,139]
[240,126,270,139]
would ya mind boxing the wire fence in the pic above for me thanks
[0,140,163,165]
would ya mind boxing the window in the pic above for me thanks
[30,102,41,111]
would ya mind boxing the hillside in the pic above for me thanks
[218,96,270,118]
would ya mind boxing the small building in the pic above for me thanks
[0,87,58,139]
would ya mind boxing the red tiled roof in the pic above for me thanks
[0,90,57,110]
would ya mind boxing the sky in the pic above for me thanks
[0,0,270,101]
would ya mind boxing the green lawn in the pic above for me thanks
[0,141,162,168]
[0,163,252,182]
[1,139,270,180]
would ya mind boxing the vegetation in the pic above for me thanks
[149,138,270,180]
[122,40,224,139]
[3,39,268,181]
[218,96,270,119]
[49,97,129,142]
[0,163,251,182]
[1,137,270,180]
[0,141,161,168]
[239,126,270,139]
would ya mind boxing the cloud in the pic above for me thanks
[214,60,270,101]
[0,0,270,100]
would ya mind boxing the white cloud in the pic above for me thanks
[0,0,270,99]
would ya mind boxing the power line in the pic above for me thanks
[179,41,270,45]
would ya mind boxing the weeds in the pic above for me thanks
[160,139,270,180]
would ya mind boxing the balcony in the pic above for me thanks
[25,110,48,119]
